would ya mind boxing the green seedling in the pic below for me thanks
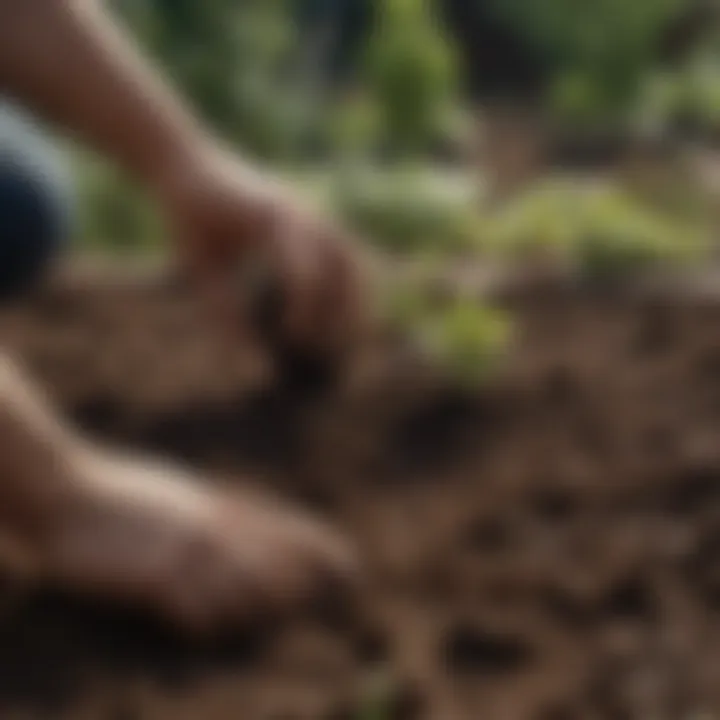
[383,275,514,389]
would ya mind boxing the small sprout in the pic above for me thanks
[357,668,395,720]
[382,276,513,388]
[355,668,421,720]
[417,300,514,388]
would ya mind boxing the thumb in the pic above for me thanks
[175,227,251,344]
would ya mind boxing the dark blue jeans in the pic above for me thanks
[0,102,73,301]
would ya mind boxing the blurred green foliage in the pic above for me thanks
[486,179,710,282]
[116,0,317,161]
[421,301,513,387]
[385,273,514,388]
[71,148,163,254]
[332,168,478,254]
[642,49,720,138]
[486,0,689,126]
[361,0,461,158]
[104,0,720,151]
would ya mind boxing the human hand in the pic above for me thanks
[156,144,369,376]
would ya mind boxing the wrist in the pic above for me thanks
[141,128,211,200]
[152,138,282,226]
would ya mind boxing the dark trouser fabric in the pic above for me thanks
[0,102,73,301]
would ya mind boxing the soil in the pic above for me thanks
[1,269,720,720]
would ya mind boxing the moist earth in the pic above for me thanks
[1,272,719,720]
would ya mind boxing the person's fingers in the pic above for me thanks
[308,234,346,354]
[177,222,258,347]
[315,229,368,356]
[230,241,280,351]
[270,215,320,348]
[193,252,240,340]
[267,217,369,364]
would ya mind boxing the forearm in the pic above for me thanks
[0,356,82,552]
[0,0,208,188]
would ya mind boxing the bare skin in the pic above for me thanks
[0,0,367,352]
[0,353,356,633]
[0,0,366,630]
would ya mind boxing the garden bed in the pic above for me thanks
[0,268,719,719]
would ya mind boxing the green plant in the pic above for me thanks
[418,300,513,386]
[362,0,461,158]
[643,53,720,137]
[486,0,688,127]
[331,91,384,160]
[573,189,704,282]
[384,276,514,388]
[333,167,480,254]
[487,180,709,282]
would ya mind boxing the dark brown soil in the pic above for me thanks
[1,271,720,720]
